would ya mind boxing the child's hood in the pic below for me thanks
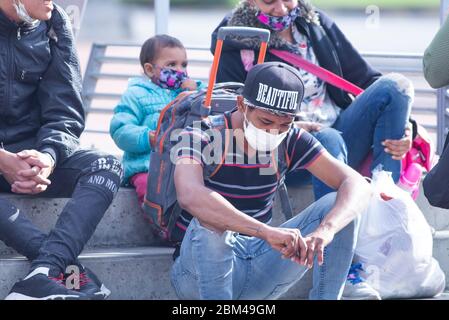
[127,76,161,92]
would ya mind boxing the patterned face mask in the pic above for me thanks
[153,67,188,90]
[256,6,301,32]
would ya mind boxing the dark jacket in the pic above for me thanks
[0,4,84,165]
[423,134,449,209]
[211,2,382,110]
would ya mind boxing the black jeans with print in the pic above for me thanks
[0,138,123,273]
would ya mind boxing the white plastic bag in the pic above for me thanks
[355,170,446,299]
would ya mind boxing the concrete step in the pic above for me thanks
[0,246,312,300]
[2,245,447,300]
[0,188,164,256]
[0,247,177,300]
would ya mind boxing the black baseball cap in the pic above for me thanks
[242,62,305,116]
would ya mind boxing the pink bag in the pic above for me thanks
[399,124,435,199]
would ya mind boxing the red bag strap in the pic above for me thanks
[270,49,364,97]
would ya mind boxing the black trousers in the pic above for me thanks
[0,138,123,273]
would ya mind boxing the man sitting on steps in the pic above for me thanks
[171,61,372,300]
[0,0,122,300]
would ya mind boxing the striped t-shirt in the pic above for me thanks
[172,111,324,242]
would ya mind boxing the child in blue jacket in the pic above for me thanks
[110,35,204,205]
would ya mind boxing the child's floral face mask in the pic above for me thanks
[153,67,188,90]
[256,6,301,32]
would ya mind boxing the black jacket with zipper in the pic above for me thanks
[211,2,382,110]
[0,4,84,165]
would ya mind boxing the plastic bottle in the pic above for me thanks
[397,162,423,200]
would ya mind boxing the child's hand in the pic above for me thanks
[181,79,198,91]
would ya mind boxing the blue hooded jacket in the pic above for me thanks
[110,76,203,184]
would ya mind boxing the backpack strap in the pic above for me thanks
[205,111,232,179]
[152,91,197,152]
[275,131,295,220]
[278,181,294,220]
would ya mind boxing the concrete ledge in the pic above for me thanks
[0,247,177,300]
[0,188,164,256]
[0,247,312,300]
[2,245,445,300]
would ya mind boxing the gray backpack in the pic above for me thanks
[142,27,294,243]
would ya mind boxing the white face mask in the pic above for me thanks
[243,111,289,152]
[13,0,39,25]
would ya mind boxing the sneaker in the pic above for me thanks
[64,264,111,300]
[5,267,87,300]
[342,263,381,300]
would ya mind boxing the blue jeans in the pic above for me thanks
[287,74,413,200]
[286,128,347,199]
[170,193,360,300]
